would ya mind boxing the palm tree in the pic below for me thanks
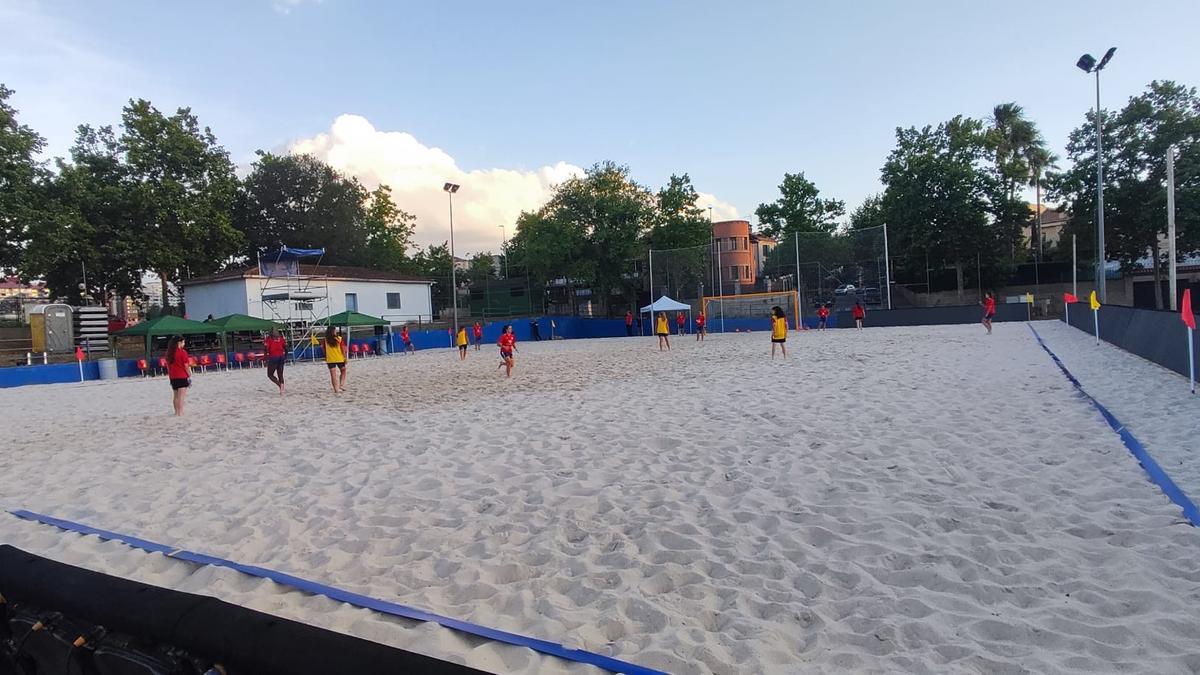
[1025,144,1059,262]
[990,103,1038,200]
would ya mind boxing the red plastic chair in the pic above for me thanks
[251,352,265,367]
[234,353,246,369]
[216,353,227,371]
[350,343,361,359]
[157,357,168,376]
[199,354,213,373]
[137,358,149,377]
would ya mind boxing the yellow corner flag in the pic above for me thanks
[1025,292,1034,304]
[1089,290,1101,311]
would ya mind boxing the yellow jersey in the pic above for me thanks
[771,316,787,339]
[456,329,468,347]
[324,336,345,363]
[656,316,668,334]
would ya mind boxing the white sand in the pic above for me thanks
[2,324,1198,674]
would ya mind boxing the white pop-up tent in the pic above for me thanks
[640,295,692,335]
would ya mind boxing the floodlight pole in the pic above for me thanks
[794,231,803,329]
[1094,69,1107,303]
[1072,235,1078,297]
[499,224,509,279]
[1167,145,1177,311]
[444,183,461,337]
[712,207,724,333]
[882,223,893,310]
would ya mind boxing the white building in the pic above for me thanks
[181,265,433,325]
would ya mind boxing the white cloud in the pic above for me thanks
[271,0,321,15]
[289,114,743,256]
[695,192,740,222]
[288,114,585,255]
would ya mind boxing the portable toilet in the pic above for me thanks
[30,304,74,353]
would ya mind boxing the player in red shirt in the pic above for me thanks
[981,292,996,334]
[676,311,686,335]
[473,321,483,351]
[400,325,415,354]
[817,304,830,331]
[695,311,706,341]
[165,334,190,416]
[264,328,287,394]
[497,324,518,378]
[852,302,866,331]
[625,310,634,337]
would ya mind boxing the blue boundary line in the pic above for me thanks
[1028,324,1199,527]
[7,509,666,675]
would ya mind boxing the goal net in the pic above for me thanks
[702,290,800,331]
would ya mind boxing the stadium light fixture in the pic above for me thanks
[1076,47,1115,302]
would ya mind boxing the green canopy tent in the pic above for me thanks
[207,314,284,357]
[315,311,390,357]
[114,315,225,359]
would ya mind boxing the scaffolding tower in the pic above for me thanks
[258,247,329,361]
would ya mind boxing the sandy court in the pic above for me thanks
[1,323,1198,674]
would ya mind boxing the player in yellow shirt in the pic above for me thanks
[655,313,671,351]
[456,325,469,360]
[323,325,347,393]
[770,305,788,359]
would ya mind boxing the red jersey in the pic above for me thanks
[401,328,411,343]
[625,312,633,326]
[676,314,685,326]
[473,324,483,338]
[498,334,516,350]
[818,307,830,319]
[167,347,189,379]
[696,315,706,327]
[852,306,865,319]
[983,297,996,314]
[264,336,286,358]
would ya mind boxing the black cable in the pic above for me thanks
[63,626,105,675]
[10,611,62,668]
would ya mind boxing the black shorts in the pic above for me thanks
[267,356,286,367]
[327,361,346,370]
[772,337,786,344]
[985,312,995,320]
[169,377,190,390]
[500,350,513,359]
[656,332,668,337]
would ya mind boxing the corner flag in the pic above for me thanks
[1089,291,1101,311]
[1183,289,1195,330]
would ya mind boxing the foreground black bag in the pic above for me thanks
[0,546,485,675]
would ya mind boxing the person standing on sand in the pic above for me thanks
[695,310,706,341]
[400,325,415,354]
[817,304,830,331]
[165,334,190,416]
[473,321,483,351]
[981,292,996,334]
[656,313,671,351]
[676,311,686,335]
[497,324,517,377]
[264,327,287,395]
[770,306,788,359]
[530,319,542,341]
[324,325,347,393]
[456,325,469,360]
[852,301,866,331]
[625,310,634,337]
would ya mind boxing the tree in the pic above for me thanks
[511,162,652,315]
[1026,144,1059,261]
[849,194,886,231]
[1050,81,1200,308]
[361,185,416,272]
[120,100,242,306]
[408,242,453,316]
[754,172,845,238]
[0,84,47,272]
[23,126,144,305]
[880,116,1000,300]
[986,103,1045,262]
[648,174,711,300]
[234,152,368,266]
[466,251,497,284]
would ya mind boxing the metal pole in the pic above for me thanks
[648,246,654,302]
[882,224,892,310]
[1167,145,1177,311]
[1072,235,1078,297]
[1095,69,1107,303]
[794,231,802,328]
[714,211,724,333]
[1189,327,1195,394]
[448,192,458,337]
[499,224,508,279]
[1093,307,1100,345]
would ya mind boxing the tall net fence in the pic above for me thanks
[648,243,715,307]
[759,226,889,314]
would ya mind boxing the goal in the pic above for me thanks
[702,290,801,331]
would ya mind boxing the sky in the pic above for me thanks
[3,0,1199,255]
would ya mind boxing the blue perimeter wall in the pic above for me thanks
[1,306,1034,388]
[1063,303,1199,379]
